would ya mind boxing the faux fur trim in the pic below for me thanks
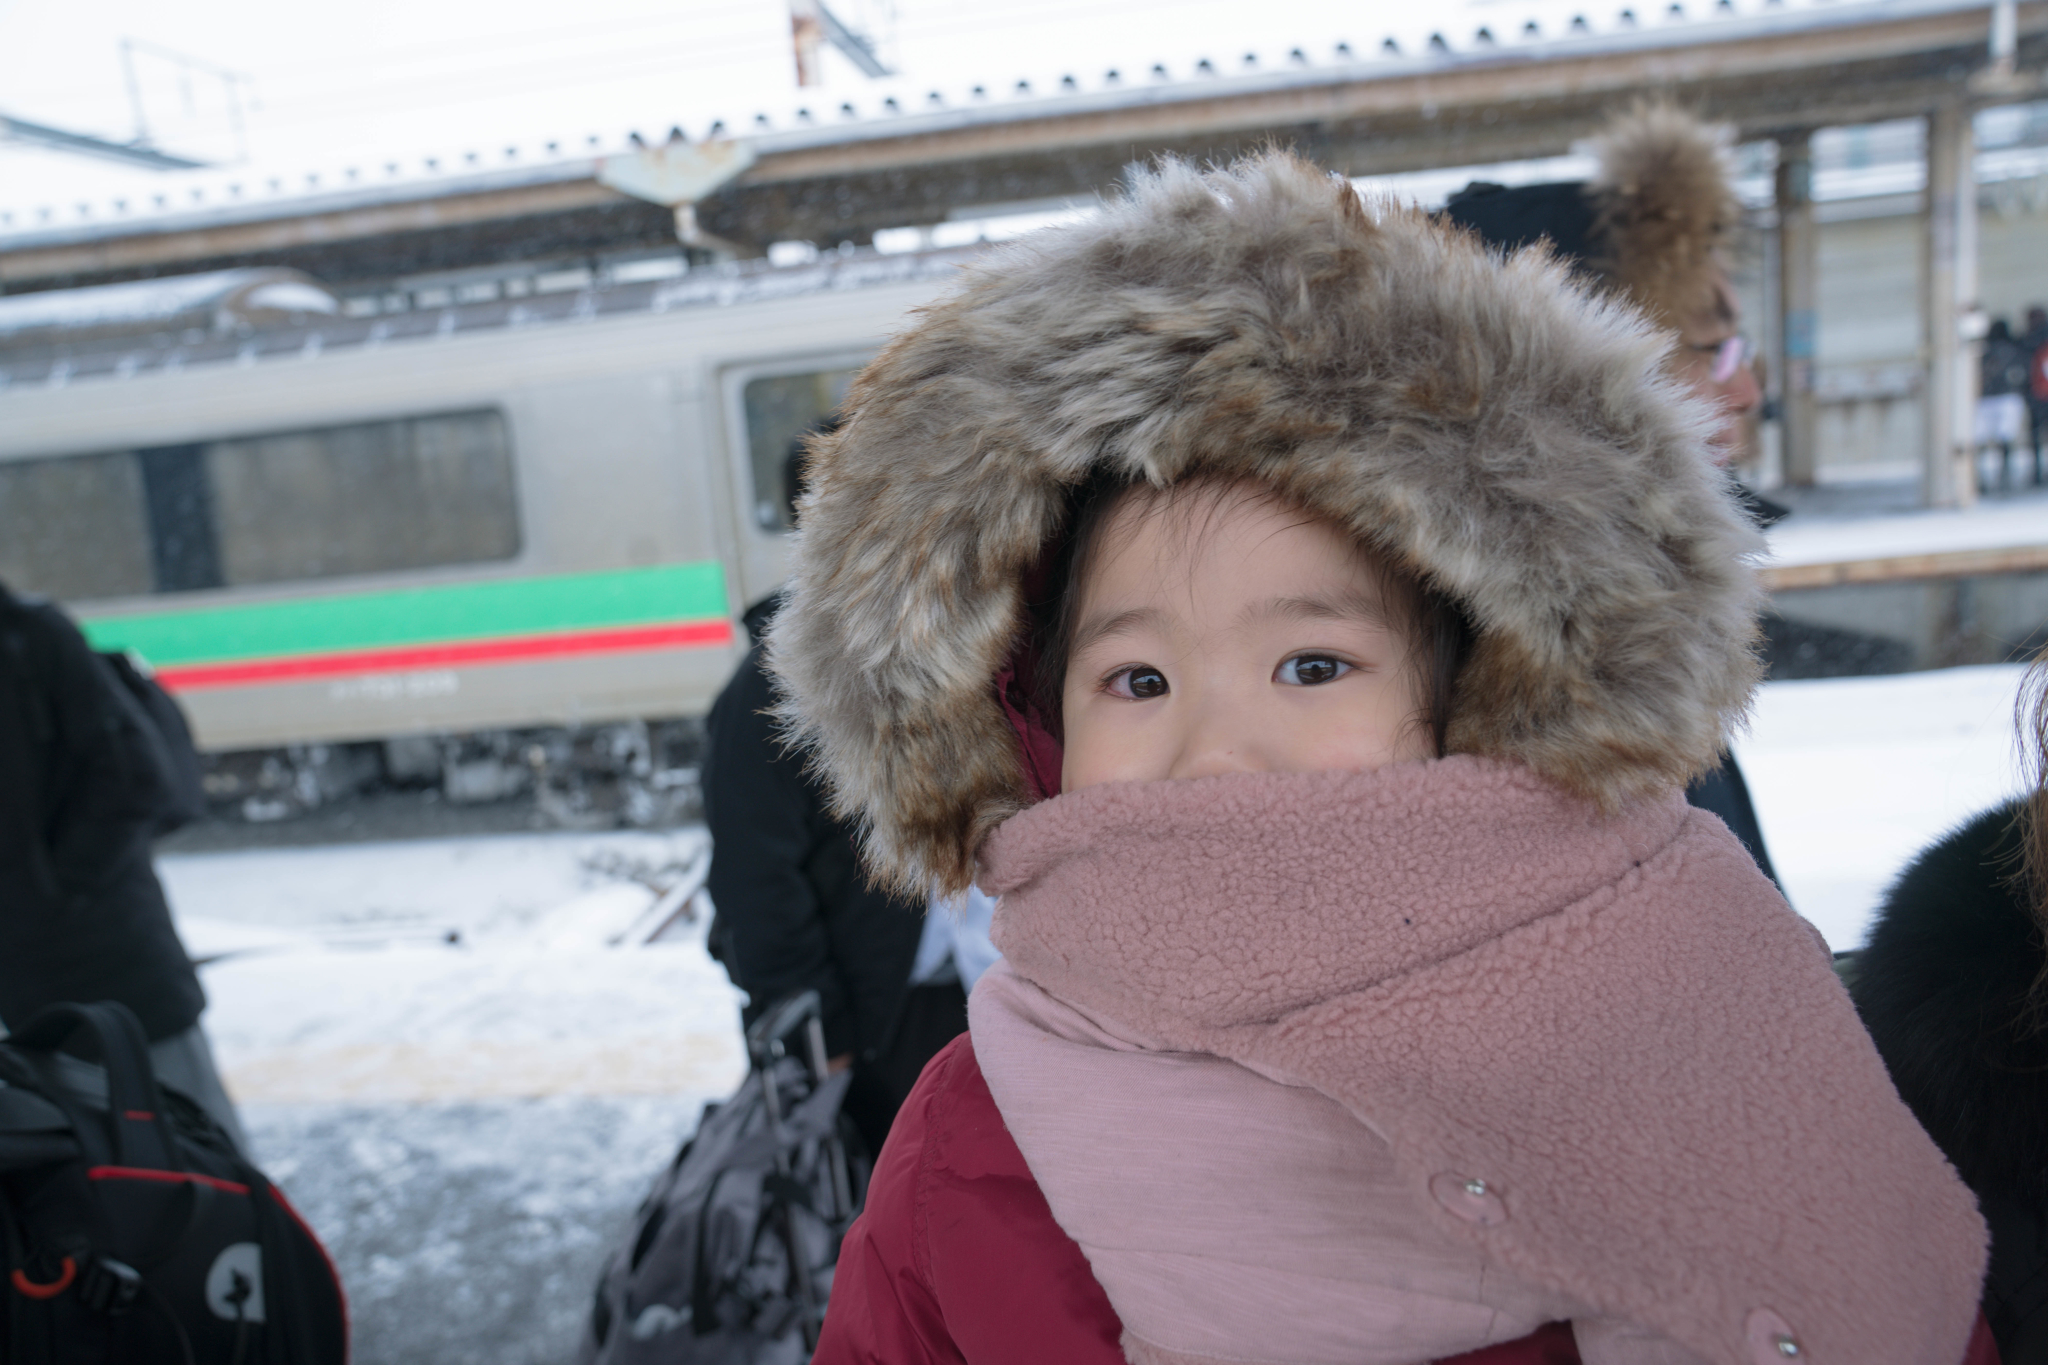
[1588,104,1744,327]
[1851,799,2048,1204]
[769,150,1765,895]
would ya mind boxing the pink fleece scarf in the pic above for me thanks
[969,758,1985,1365]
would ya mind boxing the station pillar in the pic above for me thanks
[1775,132,1820,486]
[1923,101,1981,509]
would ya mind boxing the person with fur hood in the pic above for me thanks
[1850,649,2048,1362]
[771,151,1993,1365]
[1443,104,1780,887]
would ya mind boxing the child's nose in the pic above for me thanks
[1168,703,1269,781]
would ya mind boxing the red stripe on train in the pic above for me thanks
[153,619,735,691]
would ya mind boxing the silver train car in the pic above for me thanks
[0,251,972,805]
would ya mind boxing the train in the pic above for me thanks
[0,247,977,819]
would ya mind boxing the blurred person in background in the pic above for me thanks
[702,438,978,1158]
[1978,316,2030,494]
[0,579,248,1153]
[1850,647,2048,1363]
[2023,304,2048,487]
[1444,102,1780,888]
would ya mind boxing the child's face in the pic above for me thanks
[1059,486,1433,792]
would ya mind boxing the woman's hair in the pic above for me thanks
[2021,643,2048,1002]
[1028,474,1474,756]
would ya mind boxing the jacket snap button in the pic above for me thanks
[1744,1308,1801,1364]
[1428,1173,1507,1227]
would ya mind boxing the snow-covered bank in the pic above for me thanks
[1736,663,2031,949]
[159,828,746,1104]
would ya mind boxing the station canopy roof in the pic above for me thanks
[2,0,2043,292]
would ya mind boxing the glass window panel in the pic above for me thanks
[742,368,860,532]
[207,410,519,585]
[0,451,154,601]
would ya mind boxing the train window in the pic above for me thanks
[741,367,860,530]
[0,409,518,602]
[208,410,518,584]
[0,451,155,600]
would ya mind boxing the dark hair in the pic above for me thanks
[2020,644,2048,1017]
[1027,475,1474,756]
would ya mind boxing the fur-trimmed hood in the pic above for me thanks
[769,150,1765,895]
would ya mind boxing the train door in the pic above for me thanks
[717,352,870,611]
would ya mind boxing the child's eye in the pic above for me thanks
[1276,654,1352,686]
[1106,666,1169,700]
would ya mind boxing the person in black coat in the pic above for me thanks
[2023,305,2048,487]
[0,580,246,1150]
[702,450,968,1156]
[1849,654,2048,1363]
[1981,318,2032,493]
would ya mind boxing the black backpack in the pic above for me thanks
[0,1002,348,1364]
[581,991,867,1364]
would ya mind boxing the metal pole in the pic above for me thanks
[1923,103,1981,508]
[1775,132,1820,487]
[119,39,150,147]
[790,0,824,87]
[1991,0,2018,67]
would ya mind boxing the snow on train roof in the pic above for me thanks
[0,269,338,342]
[0,0,1996,250]
[0,244,978,388]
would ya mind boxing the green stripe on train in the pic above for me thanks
[78,562,730,667]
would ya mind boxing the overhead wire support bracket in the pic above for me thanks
[816,0,891,78]
[790,0,891,83]
[0,112,206,170]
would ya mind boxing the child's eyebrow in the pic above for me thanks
[1069,607,1167,657]
[1244,590,1391,630]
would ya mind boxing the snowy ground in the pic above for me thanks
[1736,663,2032,948]
[153,663,2037,1363]
[158,830,746,1365]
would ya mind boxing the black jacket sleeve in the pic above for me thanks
[704,644,860,1054]
[100,651,208,835]
[1684,751,1780,891]
[0,616,61,904]
[5,599,168,907]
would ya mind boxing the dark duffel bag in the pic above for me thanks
[582,990,867,1365]
[0,1001,348,1364]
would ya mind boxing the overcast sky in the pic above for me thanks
[0,0,1447,215]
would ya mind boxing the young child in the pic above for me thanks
[770,152,1987,1365]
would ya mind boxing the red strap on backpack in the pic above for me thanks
[11,1258,77,1300]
